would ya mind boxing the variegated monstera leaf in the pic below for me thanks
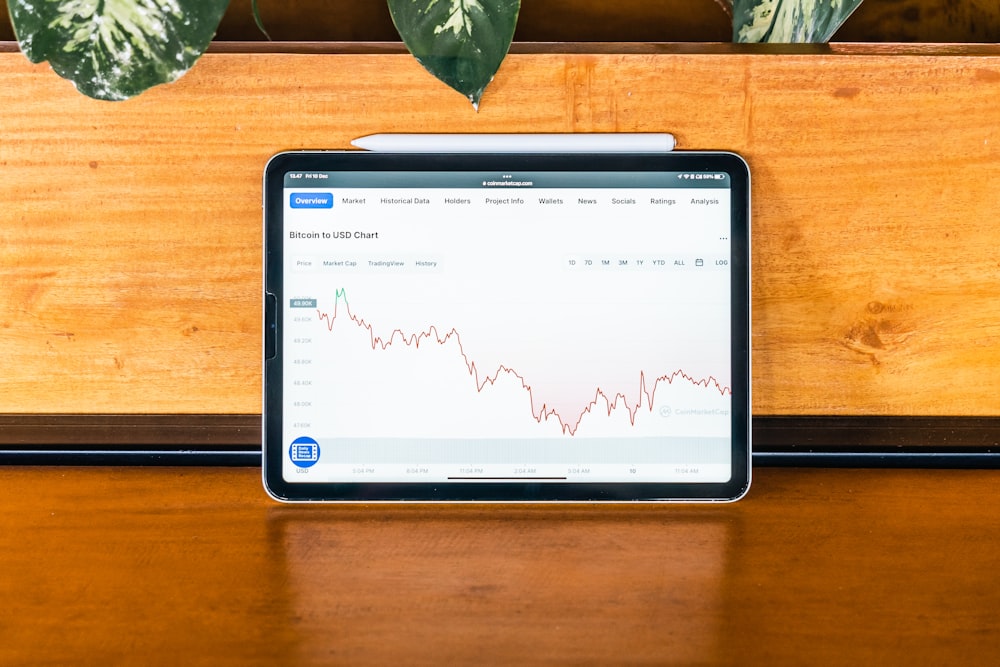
[8,0,230,101]
[732,0,863,42]
[388,0,520,109]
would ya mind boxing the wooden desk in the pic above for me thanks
[0,466,996,665]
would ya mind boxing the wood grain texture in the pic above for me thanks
[219,0,732,43]
[0,1,726,44]
[2,45,1000,415]
[0,466,998,665]
[839,0,1000,42]
[4,1,998,43]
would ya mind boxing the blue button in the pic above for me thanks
[290,193,333,208]
[290,436,320,468]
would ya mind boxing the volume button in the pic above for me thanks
[265,292,278,360]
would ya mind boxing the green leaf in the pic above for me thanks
[251,0,271,40]
[388,0,520,109]
[732,0,863,43]
[8,0,230,101]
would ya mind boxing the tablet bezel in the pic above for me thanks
[263,151,750,502]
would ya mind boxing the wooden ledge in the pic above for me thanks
[6,40,1000,56]
[5,414,1000,461]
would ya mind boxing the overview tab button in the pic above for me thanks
[290,193,333,208]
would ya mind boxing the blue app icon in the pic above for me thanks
[289,436,320,468]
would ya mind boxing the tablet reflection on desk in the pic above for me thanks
[268,506,734,664]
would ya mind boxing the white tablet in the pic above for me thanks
[263,150,750,501]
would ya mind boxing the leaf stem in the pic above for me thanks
[251,0,272,41]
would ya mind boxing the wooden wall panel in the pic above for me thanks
[2,45,1000,416]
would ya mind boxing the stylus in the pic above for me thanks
[351,133,676,153]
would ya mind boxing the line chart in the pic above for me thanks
[316,288,730,437]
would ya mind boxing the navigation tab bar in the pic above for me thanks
[291,255,444,273]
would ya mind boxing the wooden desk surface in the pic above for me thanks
[0,466,997,665]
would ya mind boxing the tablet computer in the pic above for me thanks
[263,150,750,501]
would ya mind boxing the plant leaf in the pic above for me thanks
[388,0,520,109]
[732,0,863,43]
[8,0,230,101]
[251,0,271,40]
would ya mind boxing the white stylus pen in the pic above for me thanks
[351,133,675,153]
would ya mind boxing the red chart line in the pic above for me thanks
[317,289,730,436]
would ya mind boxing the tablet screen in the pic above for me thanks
[264,152,750,501]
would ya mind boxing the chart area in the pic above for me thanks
[280,173,736,484]
[305,287,730,439]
